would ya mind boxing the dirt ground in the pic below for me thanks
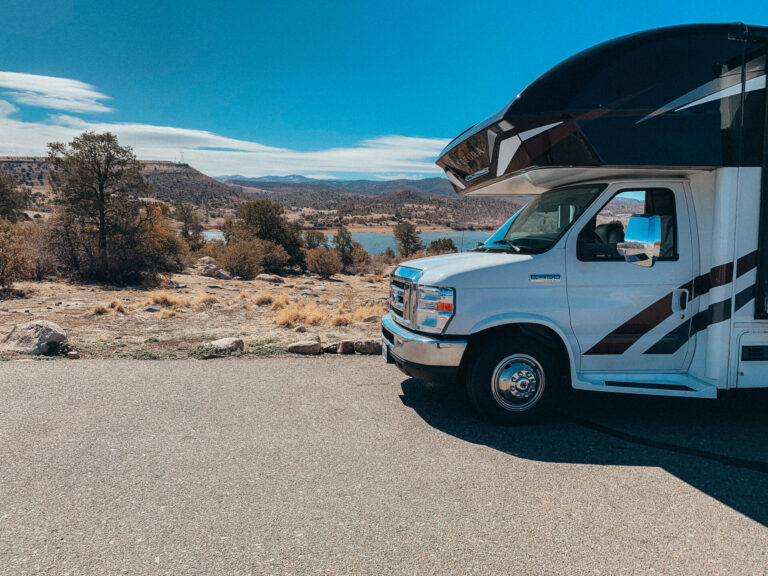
[0,270,390,360]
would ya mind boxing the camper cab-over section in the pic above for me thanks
[381,24,768,423]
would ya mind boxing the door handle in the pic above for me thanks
[672,288,689,314]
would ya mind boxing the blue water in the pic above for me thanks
[203,230,491,255]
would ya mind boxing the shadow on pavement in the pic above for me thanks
[399,378,768,527]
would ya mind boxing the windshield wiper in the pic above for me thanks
[489,239,521,252]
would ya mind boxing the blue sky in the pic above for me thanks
[0,0,766,178]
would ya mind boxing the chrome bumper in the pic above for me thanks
[381,314,467,368]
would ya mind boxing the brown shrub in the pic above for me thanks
[217,239,263,280]
[305,246,343,279]
[0,220,31,290]
[161,309,177,319]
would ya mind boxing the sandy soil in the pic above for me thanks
[0,270,389,360]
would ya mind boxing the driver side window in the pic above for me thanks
[577,188,678,261]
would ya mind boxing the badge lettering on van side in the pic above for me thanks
[530,274,561,283]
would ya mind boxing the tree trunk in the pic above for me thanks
[98,188,107,278]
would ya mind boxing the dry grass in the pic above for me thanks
[239,290,250,300]
[332,303,385,326]
[254,291,274,305]
[150,290,191,309]
[108,299,126,314]
[270,294,289,309]
[92,305,109,316]
[193,292,219,308]
[161,309,177,319]
[274,301,325,327]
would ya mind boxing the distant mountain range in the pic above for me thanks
[224,176,455,198]
[214,174,317,184]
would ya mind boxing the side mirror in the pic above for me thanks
[617,215,661,268]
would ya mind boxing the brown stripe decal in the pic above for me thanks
[586,255,749,356]
[585,293,673,355]
[737,250,758,278]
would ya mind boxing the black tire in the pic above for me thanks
[466,333,563,424]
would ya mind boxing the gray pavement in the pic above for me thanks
[1,357,767,575]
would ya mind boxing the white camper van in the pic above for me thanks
[381,23,768,423]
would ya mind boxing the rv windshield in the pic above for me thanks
[487,184,605,254]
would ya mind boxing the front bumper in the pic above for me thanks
[381,314,467,382]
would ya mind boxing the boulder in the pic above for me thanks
[1,320,68,355]
[205,338,244,355]
[196,256,213,266]
[256,274,284,284]
[66,350,80,360]
[287,340,321,355]
[143,304,162,313]
[301,290,315,296]
[314,285,326,291]
[322,342,339,354]
[294,325,307,333]
[201,263,231,280]
[302,279,315,285]
[362,315,379,323]
[354,340,382,355]
[338,340,356,355]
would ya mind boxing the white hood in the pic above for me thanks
[399,251,534,286]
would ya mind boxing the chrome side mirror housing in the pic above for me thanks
[617,215,661,268]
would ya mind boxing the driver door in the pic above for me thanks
[565,182,696,372]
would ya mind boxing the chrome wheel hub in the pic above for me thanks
[491,354,545,412]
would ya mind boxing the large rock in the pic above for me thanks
[354,340,382,355]
[338,340,355,355]
[322,342,339,354]
[201,264,231,280]
[256,274,284,284]
[205,338,244,355]
[1,320,68,355]
[287,340,321,355]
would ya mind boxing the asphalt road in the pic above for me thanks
[1,357,767,575]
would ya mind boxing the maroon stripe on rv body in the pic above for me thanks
[737,250,758,278]
[584,293,673,355]
[585,255,748,356]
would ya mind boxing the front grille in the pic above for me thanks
[389,267,419,325]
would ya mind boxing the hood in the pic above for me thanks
[398,251,533,285]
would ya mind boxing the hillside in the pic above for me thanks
[226,176,455,197]
[0,157,246,213]
[231,180,524,231]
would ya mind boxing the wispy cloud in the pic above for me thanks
[0,72,448,178]
[0,71,113,114]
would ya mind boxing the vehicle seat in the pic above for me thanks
[594,222,625,244]
[659,214,674,257]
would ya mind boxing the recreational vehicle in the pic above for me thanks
[381,23,768,423]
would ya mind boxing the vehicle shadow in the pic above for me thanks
[399,378,768,527]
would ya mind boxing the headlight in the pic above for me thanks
[414,285,455,333]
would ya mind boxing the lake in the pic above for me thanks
[203,230,492,254]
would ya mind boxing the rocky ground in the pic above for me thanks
[0,260,389,361]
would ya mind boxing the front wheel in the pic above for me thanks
[466,334,563,424]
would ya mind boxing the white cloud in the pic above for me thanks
[0,71,450,178]
[0,71,112,113]
[0,99,18,117]
[0,114,449,177]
